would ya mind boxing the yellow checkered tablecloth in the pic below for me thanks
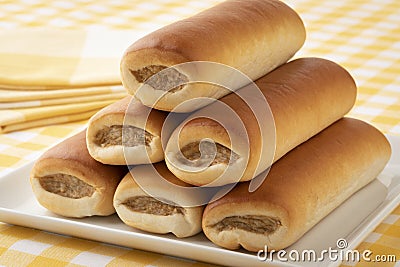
[0,0,399,266]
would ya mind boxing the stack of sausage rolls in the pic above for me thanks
[30,0,391,250]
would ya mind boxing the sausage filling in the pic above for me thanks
[94,125,154,147]
[210,215,282,234]
[177,141,239,167]
[39,174,95,199]
[130,65,188,93]
[122,196,185,216]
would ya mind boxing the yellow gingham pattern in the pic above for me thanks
[0,28,127,89]
[0,0,224,132]
[0,85,126,133]
[0,0,399,266]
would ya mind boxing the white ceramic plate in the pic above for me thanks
[0,136,399,267]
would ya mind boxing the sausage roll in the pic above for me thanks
[30,130,127,218]
[121,0,306,112]
[114,162,204,237]
[202,118,391,251]
[87,96,167,165]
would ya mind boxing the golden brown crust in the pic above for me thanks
[125,0,304,62]
[30,130,127,217]
[117,162,191,191]
[121,0,306,112]
[34,131,126,181]
[202,118,391,251]
[89,96,167,137]
[90,95,131,119]
[177,118,231,149]
[165,57,357,186]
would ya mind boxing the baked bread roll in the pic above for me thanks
[86,96,168,165]
[165,58,357,186]
[121,0,306,112]
[30,130,127,218]
[202,118,391,251]
[113,162,204,238]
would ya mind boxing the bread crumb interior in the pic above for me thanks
[94,125,154,147]
[210,215,281,234]
[122,196,185,216]
[130,65,188,93]
[39,174,95,199]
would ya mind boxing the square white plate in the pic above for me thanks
[0,136,399,267]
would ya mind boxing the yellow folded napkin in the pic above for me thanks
[0,29,144,89]
[0,85,125,102]
[1,110,96,133]
[0,92,127,109]
[0,100,116,133]
[0,28,149,132]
